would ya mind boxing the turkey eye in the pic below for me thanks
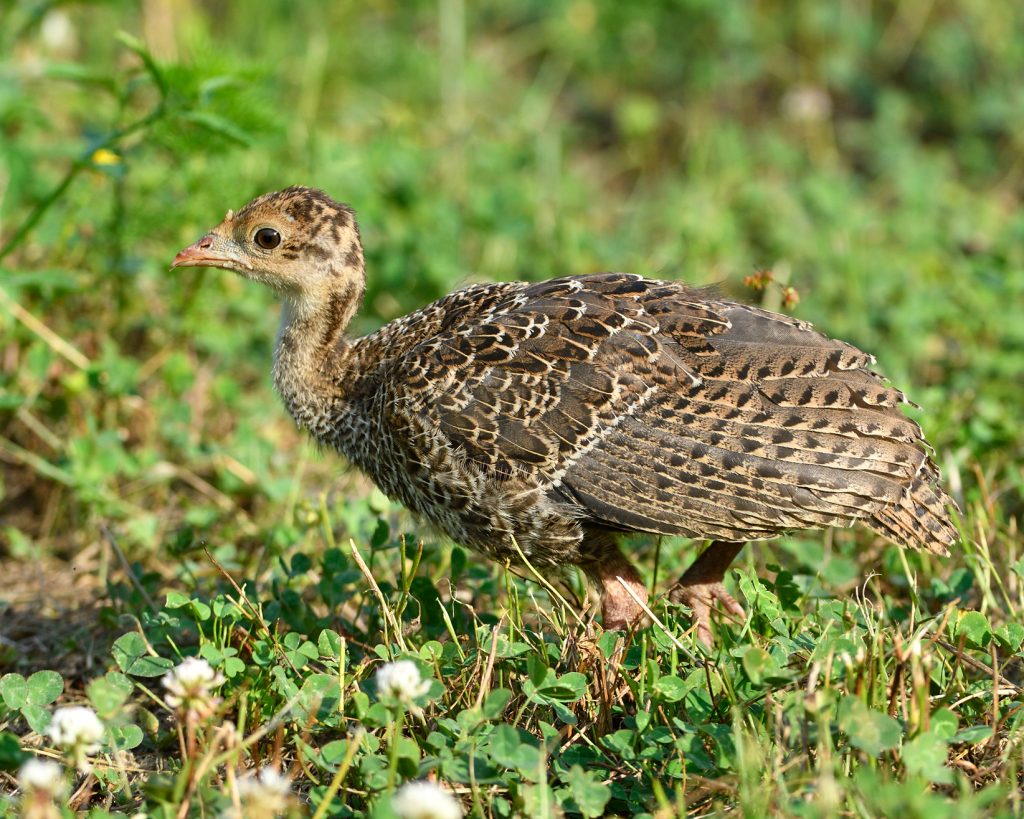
[254,227,281,249]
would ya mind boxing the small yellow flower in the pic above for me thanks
[91,148,121,166]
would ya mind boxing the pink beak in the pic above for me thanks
[171,234,250,270]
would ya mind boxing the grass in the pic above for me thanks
[1,0,1023,816]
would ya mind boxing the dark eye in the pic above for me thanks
[254,227,281,250]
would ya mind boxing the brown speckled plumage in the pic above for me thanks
[174,186,958,644]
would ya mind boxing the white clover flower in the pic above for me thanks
[18,758,66,798]
[163,656,225,719]
[40,10,76,53]
[47,706,104,770]
[781,84,832,123]
[375,660,430,703]
[232,767,292,819]
[392,780,463,819]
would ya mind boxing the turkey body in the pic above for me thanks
[173,187,958,643]
[310,272,956,566]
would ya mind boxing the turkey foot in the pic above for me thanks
[669,541,746,647]
[581,539,648,631]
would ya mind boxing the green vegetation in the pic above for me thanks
[1,1,1022,816]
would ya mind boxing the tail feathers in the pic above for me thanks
[869,470,958,555]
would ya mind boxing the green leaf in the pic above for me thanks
[564,764,612,818]
[652,675,688,703]
[0,674,28,709]
[737,572,782,620]
[994,622,1024,652]
[109,723,144,751]
[165,590,191,609]
[88,672,134,719]
[951,610,991,648]
[902,730,952,784]
[111,633,174,677]
[180,111,253,146]
[951,725,991,744]
[189,599,212,621]
[601,729,637,761]
[25,671,64,707]
[740,647,783,687]
[0,732,28,771]
[596,630,622,659]
[536,672,587,701]
[114,30,167,98]
[837,697,902,756]
[418,640,443,662]
[482,688,512,719]
[527,653,549,688]
[22,705,52,735]
[322,739,350,765]
[930,708,958,740]
[284,640,319,669]
[318,629,343,660]
[223,657,246,678]
[488,724,542,777]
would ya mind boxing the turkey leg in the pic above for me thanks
[669,541,746,647]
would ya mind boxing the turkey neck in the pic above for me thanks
[272,272,366,427]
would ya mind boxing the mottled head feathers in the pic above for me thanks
[173,186,364,303]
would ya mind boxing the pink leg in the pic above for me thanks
[669,541,746,647]
[580,536,648,631]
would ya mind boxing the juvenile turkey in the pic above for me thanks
[173,186,958,646]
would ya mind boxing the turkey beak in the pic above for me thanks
[171,234,252,271]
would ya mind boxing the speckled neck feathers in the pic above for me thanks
[241,187,366,426]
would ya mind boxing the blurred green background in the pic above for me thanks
[1,0,1021,558]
